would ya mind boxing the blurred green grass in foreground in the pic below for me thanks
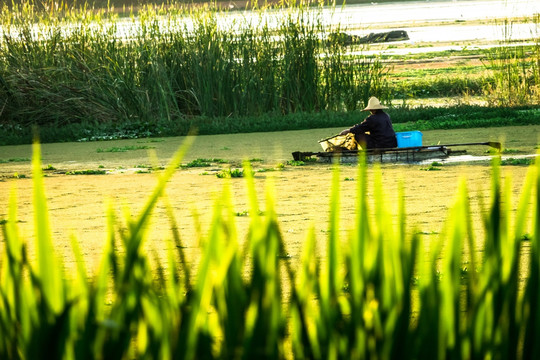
[1,140,539,359]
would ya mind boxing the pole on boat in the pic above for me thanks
[318,134,341,143]
[436,141,502,151]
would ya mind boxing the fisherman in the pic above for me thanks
[339,96,397,149]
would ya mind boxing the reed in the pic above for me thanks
[0,1,390,127]
[482,18,540,107]
[2,2,538,138]
[0,139,539,359]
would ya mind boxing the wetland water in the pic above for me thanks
[197,0,540,50]
[329,0,539,26]
[1,125,538,272]
[2,0,538,54]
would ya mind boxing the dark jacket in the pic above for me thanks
[349,110,397,148]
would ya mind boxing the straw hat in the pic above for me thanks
[363,96,388,111]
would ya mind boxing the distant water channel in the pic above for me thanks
[329,0,540,54]
[2,0,538,54]
[328,0,539,26]
[219,0,540,53]
[124,0,539,53]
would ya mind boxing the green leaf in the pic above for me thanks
[32,141,64,314]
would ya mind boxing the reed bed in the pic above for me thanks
[1,2,539,143]
[0,1,386,128]
[0,140,539,359]
[482,16,540,107]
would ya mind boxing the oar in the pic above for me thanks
[318,134,342,143]
[369,141,502,153]
[433,141,502,151]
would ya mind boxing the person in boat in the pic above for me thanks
[339,96,397,149]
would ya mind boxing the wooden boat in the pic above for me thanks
[292,142,501,164]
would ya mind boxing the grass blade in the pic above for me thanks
[32,141,64,314]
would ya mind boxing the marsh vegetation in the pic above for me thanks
[0,141,539,358]
[1,2,540,357]
[0,1,539,145]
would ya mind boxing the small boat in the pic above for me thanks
[292,131,501,164]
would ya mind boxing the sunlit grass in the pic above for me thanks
[1,140,539,358]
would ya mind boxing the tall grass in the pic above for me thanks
[0,1,388,127]
[1,140,539,358]
[2,2,539,141]
[482,17,540,107]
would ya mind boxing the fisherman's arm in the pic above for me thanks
[342,118,372,135]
